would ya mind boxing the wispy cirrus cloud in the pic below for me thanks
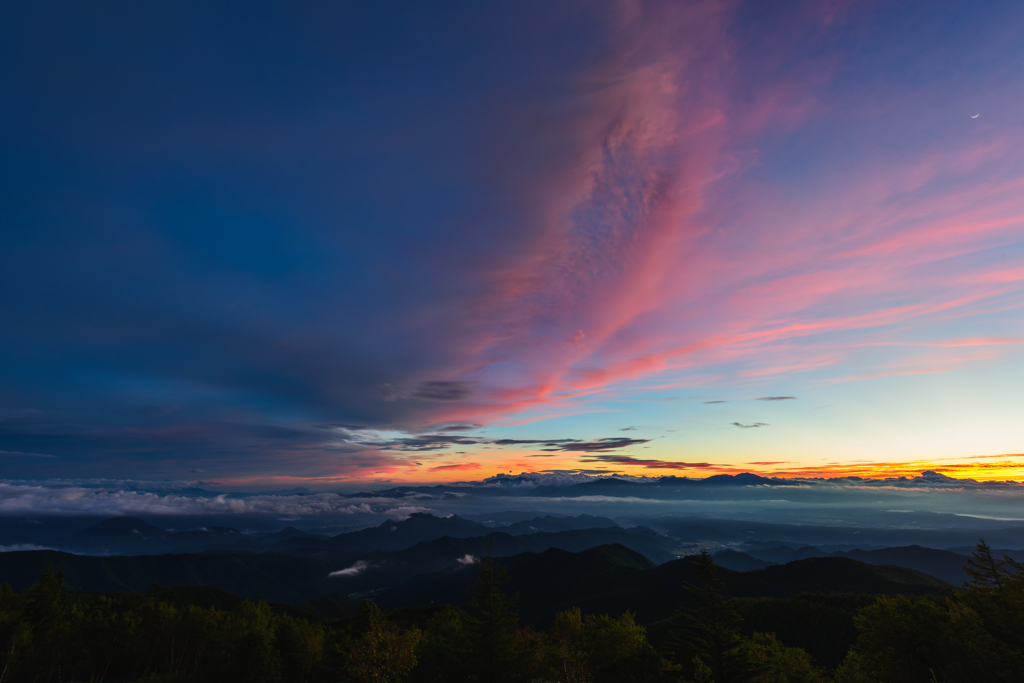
[1,2,1023,485]
[401,4,1024,437]
[0,450,56,458]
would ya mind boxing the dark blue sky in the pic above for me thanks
[1,2,601,475]
[2,1,1023,486]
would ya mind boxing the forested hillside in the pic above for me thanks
[0,542,948,619]
[1,542,1021,682]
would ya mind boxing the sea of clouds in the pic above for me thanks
[2,471,1022,522]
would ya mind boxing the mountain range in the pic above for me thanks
[659,516,1024,549]
[360,473,794,502]
[43,512,621,556]
[21,512,998,589]
[320,525,678,594]
[722,544,976,585]
[0,542,950,627]
[375,544,951,624]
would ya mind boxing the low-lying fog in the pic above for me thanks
[3,471,1024,551]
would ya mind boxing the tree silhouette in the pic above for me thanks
[464,536,520,683]
[666,550,758,683]
[963,540,1006,589]
[958,538,1024,662]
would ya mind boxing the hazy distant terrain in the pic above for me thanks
[0,473,1016,648]
[3,471,1021,603]
[0,480,1019,682]
[0,506,980,614]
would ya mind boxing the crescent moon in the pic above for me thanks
[971,114,980,118]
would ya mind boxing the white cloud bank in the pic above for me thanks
[382,506,433,520]
[0,483,382,516]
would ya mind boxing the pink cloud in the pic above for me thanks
[382,2,1024,430]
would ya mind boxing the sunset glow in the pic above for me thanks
[1,2,1022,487]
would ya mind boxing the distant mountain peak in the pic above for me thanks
[914,471,958,482]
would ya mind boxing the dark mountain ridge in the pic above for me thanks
[743,544,973,585]
[0,523,678,601]
[657,516,1024,548]
[377,546,952,624]
[0,541,951,628]
[0,550,338,603]
[712,549,776,571]
[41,512,627,557]
[320,513,485,553]
[265,513,632,555]
[321,526,677,594]
[52,517,256,555]
[358,472,795,501]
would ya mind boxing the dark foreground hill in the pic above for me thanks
[377,544,952,624]
[833,545,971,585]
[322,525,677,593]
[712,549,776,571]
[0,545,1016,683]
[0,525,675,603]
[0,551,339,604]
[745,544,972,585]
[378,543,656,617]
[0,538,949,626]
[745,545,828,564]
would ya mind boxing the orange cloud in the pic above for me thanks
[428,462,483,472]
[751,455,1024,482]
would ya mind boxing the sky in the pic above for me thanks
[1,1,1023,489]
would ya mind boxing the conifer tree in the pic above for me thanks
[666,550,758,683]
[958,538,1024,658]
[465,536,520,683]
[964,540,1005,589]
[20,568,65,635]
